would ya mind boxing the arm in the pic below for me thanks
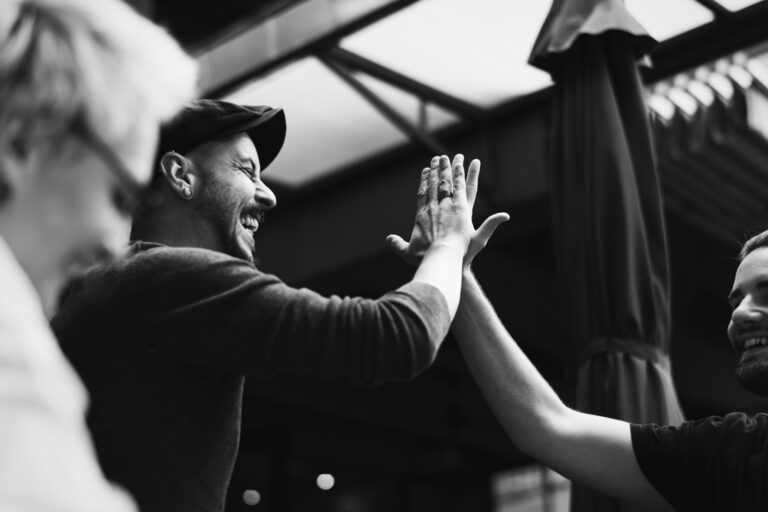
[85,247,452,384]
[390,158,671,509]
[454,270,671,510]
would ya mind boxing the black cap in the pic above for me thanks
[157,99,286,171]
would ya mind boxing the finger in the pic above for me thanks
[474,213,510,245]
[427,156,439,204]
[386,234,410,255]
[438,155,453,201]
[416,167,430,210]
[452,153,466,199]
[465,159,481,208]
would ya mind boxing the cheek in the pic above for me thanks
[216,177,252,212]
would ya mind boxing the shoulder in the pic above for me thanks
[75,242,267,287]
[128,242,246,270]
[58,243,280,312]
[632,412,768,463]
[633,412,767,442]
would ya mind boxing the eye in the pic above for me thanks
[238,165,255,178]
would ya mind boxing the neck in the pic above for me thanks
[131,206,221,253]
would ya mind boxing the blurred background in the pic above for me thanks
[125,1,768,510]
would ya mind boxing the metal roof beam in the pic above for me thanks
[693,0,733,17]
[645,1,768,82]
[321,56,449,156]
[325,47,488,122]
[198,0,421,97]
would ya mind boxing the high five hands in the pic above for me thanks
[387,154,509,268]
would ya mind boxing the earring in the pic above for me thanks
[182,187,192,199]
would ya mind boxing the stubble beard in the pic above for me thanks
[735,350,768,396]
[195,186,260,265]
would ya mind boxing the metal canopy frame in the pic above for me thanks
[201,0,768,198]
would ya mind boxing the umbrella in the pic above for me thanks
[529,0,685,510]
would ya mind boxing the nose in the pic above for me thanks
[731,295,764,328]
[254,180,277,211]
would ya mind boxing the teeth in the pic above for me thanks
[240,215,258,231]
[744,337,768,350]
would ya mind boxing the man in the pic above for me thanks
[0,0,196,510]
[52,99,481,512]
[391,159,768,511]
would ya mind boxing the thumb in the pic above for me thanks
[386,234,409,254]
[474,213,509,245]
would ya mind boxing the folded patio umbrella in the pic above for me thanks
[530,1,685,510]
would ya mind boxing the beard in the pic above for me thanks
[195,182,263,265]
[734,347,768,396]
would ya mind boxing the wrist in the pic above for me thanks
[425,241,465,259]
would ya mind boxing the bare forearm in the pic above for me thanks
[454,270,670,510]
[453,269,567,452]
[412,243,464,319]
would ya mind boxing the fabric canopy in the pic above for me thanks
[529,0,685,510]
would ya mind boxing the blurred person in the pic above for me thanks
[391,159,768,512]
[0,0,196,510]
[51,99,481,512]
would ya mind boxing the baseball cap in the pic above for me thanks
[156,99,286,171]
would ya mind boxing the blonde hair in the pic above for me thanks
[0,0,198,152]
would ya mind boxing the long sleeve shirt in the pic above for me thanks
[52,242,450,512]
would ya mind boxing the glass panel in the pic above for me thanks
[713,0,764,11]
[624,0,714,41]
[354,72,461,132]
[198,0,400,94]
[225,57,409,187]
[341,0,553,108]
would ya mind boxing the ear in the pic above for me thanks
[159,151,197,200]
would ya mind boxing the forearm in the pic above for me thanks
[454,270,670,510]
[411,242,464,319]
[453,269,568,453]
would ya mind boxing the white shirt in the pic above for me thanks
[0,236,136,512]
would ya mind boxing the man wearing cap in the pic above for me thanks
[52,99,500,512]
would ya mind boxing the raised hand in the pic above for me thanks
[462,157,509,267]
[388,154,508,268]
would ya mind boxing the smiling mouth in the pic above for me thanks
[240,214,260,232]
[742,336,768,352]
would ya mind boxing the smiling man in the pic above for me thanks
[412,221,768,511]
[52,99,478,512]
[728,233,768,397]
[386,161,768,511]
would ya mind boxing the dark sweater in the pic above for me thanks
[51,242,450,512]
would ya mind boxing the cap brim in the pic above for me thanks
[214,108,286,172]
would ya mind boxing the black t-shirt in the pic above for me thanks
[631,412,768,511]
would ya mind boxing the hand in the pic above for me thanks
[387,154,508,268]
[387,154,472,265]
